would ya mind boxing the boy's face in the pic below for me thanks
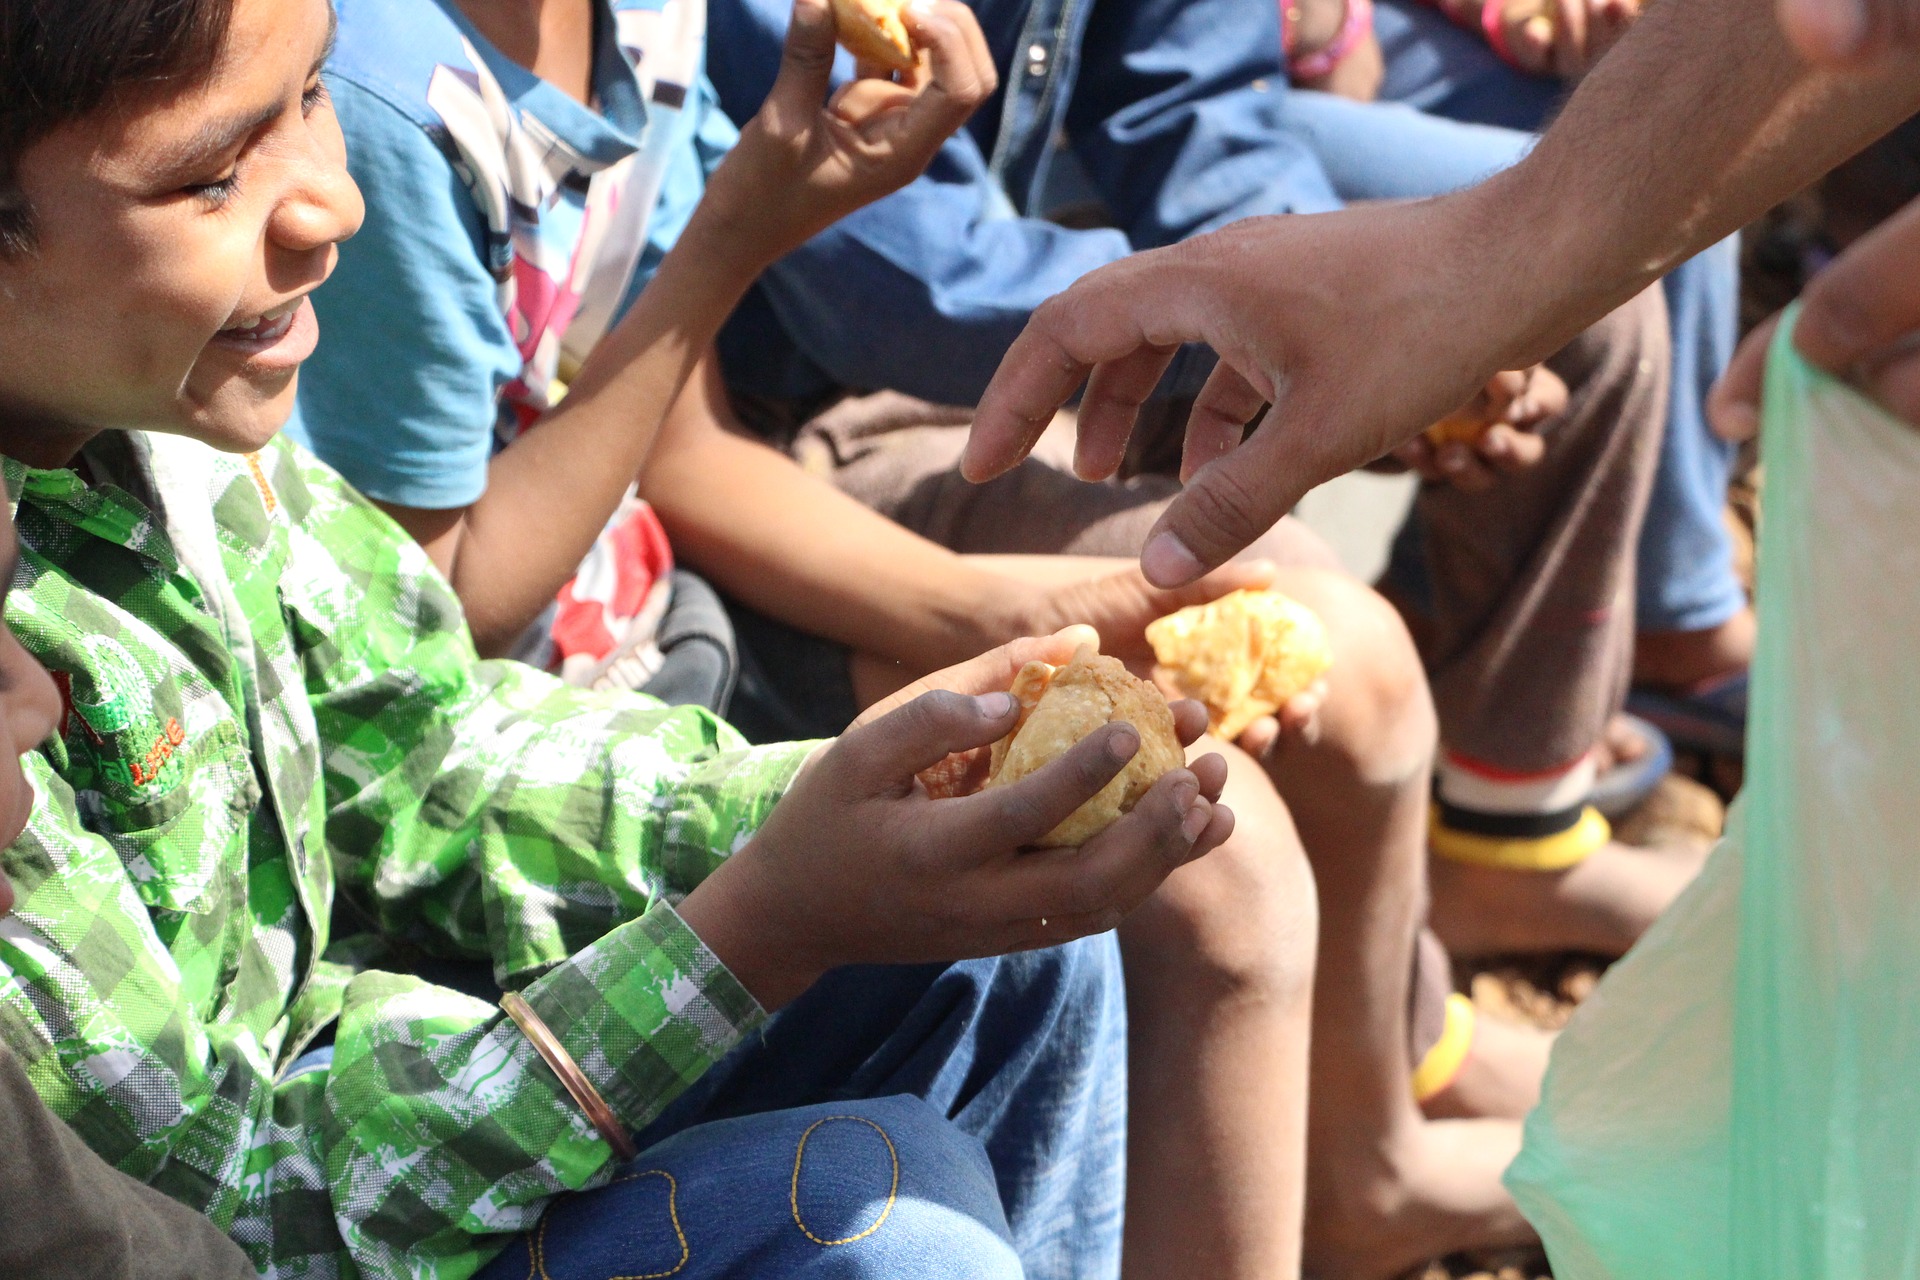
[0,508,62,917]
[0,0,363,455]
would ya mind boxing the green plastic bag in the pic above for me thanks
[1508,311,1920,1279]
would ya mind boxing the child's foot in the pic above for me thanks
[1423,1012,1555,1121]
[1303,1118,1537,1280]
[1427,837,1708,958]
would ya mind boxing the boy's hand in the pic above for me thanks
[707,0,996,263]
[1389,364,1563,492]
[1499,0,1639,79]
[680,630,1234,1010]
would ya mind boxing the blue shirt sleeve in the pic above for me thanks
[1065,0,1345,249]
[293,75,519,511]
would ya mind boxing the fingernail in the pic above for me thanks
[1172,778,1198,812]
[1107,727,1140,761]
[975,691,1016,718]
[1180,798,1212,842]
[1098,908,1125,933]
[1142,533,1204,587]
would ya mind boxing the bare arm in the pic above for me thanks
[639,356,1009,673]
[642,357,1287,675]
[380,0,998,654]
[966,0,1920,586]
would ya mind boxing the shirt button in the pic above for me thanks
[1027,42,1049,73]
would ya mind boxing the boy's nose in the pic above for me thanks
[275,158,366,254]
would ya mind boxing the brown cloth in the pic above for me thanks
[0,1042,254,1280]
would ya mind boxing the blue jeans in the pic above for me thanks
[1361,0,1748,634]
[476,938,1128,1280]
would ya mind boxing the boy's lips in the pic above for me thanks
[208,296,319,373]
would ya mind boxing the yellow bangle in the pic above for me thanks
[500,991,639,1162]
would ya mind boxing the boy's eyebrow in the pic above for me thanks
[166,102,284,177]
[160,9,339,180]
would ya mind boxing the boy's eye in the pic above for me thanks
[183,173,242,207]
[302,80,330,116]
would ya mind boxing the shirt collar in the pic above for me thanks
[432,0,648,168]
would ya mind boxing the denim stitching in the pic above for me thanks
[531,1169,689,1280]
[790,1116,901,1246]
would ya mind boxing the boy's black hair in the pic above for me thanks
[0,0,232,254]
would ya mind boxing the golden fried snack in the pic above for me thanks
[830,0,916,71]
[1423,408,1494,448]
[1146,589,1333,740]
[984,646,1185,847]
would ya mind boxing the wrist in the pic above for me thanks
[1441,174,1601,370]
[678,171,784,283]
[676,846,827,1012]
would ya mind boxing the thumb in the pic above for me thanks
[843,688,1022,783]
[1143,417,1301,588]
[1792,195,1920,375]
[1708,310,1778,442]
[769,0,839,120]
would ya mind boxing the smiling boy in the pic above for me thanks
[0,1,1241,1277]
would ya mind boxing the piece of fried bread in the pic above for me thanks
[984,645,1184,847]
[1146,589,1332,740]
[830,0,916,70]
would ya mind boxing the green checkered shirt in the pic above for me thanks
[0,432,814,1279]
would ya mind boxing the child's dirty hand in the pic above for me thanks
[710,0,995,260]
[679,629,1230,1010]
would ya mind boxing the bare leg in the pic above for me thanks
[1259,567,1537,1280]
[1429,838,1709,957]
[1119,743,1318,1280]
[1425,1013,1556,1121]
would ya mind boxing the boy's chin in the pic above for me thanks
[178,379,298,454]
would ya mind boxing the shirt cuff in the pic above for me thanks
[521,899,766,1138]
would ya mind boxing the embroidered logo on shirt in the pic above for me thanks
[71,636,145,736]
[244,452,278,514]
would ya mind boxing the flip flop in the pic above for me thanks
[1626,670,1749,759]
[1588,714,1675,820]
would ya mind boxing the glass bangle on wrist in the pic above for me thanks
[1287,0,1374,81]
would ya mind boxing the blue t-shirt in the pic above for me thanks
[291,0,737,510]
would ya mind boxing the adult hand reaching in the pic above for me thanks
[962,204,1517,587]
[1710,196,1920,439]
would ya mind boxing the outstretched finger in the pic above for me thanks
[1708,311,1778,441]
[894,1,996,148]
[1794,196,1920,380]
[968,252,1201,482]
[1141,408,1315,588]
[1075,345,1181,480]
[768,0,840,125]
[1180,362,1269,483]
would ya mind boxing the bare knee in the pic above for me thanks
[1271,566,1436,785]
[1122,749,1318,1005]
